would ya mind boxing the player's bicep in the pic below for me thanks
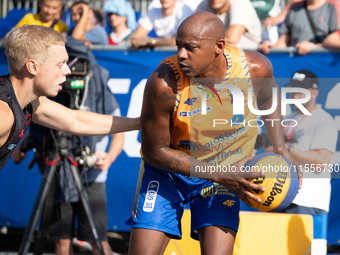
[31,97,74,130]
[140,67,176,162]
[245,50,277,105]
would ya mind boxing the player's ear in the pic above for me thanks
[215,39,225,55]
[26,59,38,75]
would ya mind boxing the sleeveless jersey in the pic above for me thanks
[161,47,258,166]
[0,75,33,170]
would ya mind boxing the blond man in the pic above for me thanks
[1,24,138,255]
[0,25,138,170]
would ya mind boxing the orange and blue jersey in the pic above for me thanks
[162,46,258,166]
[127,47,257,239]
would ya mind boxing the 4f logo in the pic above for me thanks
[223,200,235,207]
[184,98,197,106]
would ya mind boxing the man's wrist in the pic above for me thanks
[148,38,156,46]
[287,144,292,152]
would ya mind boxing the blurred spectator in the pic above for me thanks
[196,0,262,48]
[148,0,203,12]
[103,0,137,45]
[259,0,340,55]
[251,0,301,43]
[268,69,337,255]
[322,29,340,49]
[14,0,68,33]
[130,0,192,48]
[68,1,108,48]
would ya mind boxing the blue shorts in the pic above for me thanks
[126,160,240,240]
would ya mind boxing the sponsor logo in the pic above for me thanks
[8,144,16,150]
[143,181,159,212]
[179,106,212,117]
[263,171,287,207]
[223,199,235,207]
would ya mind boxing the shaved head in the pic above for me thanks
[177,12,225,41]
[175,12,226,78]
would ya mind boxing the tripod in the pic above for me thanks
[18,131,105,255]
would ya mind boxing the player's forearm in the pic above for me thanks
[37,109,140,136]
[72,113,139,135]
[258,97,285,149]
[143,147,218,181]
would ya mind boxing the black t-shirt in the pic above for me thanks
[0,75,33,170]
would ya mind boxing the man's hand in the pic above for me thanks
[258,40,273,55]
[214,155,266,208]
[93,151,113,170]
[296,41,316,56]
[130,36,150,48]
[76,2,90,16]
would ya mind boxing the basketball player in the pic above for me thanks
[126,12,299,255]
[0,25,139,170]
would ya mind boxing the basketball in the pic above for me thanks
[244,152,299,212]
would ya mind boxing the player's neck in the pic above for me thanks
[196,54,227,79]
[10,74,37,109]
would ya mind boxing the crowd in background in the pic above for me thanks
[0,1,339,255]
[1,0,340,55]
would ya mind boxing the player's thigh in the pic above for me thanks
[128,228,171,255]
[190,183,240,239]
[198,225,236,255]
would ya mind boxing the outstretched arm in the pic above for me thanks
[31,96,139,135]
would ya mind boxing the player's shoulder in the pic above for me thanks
[244,50,273,79]
[146,58,178,93]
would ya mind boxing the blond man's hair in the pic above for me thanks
[5,25,66,74]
